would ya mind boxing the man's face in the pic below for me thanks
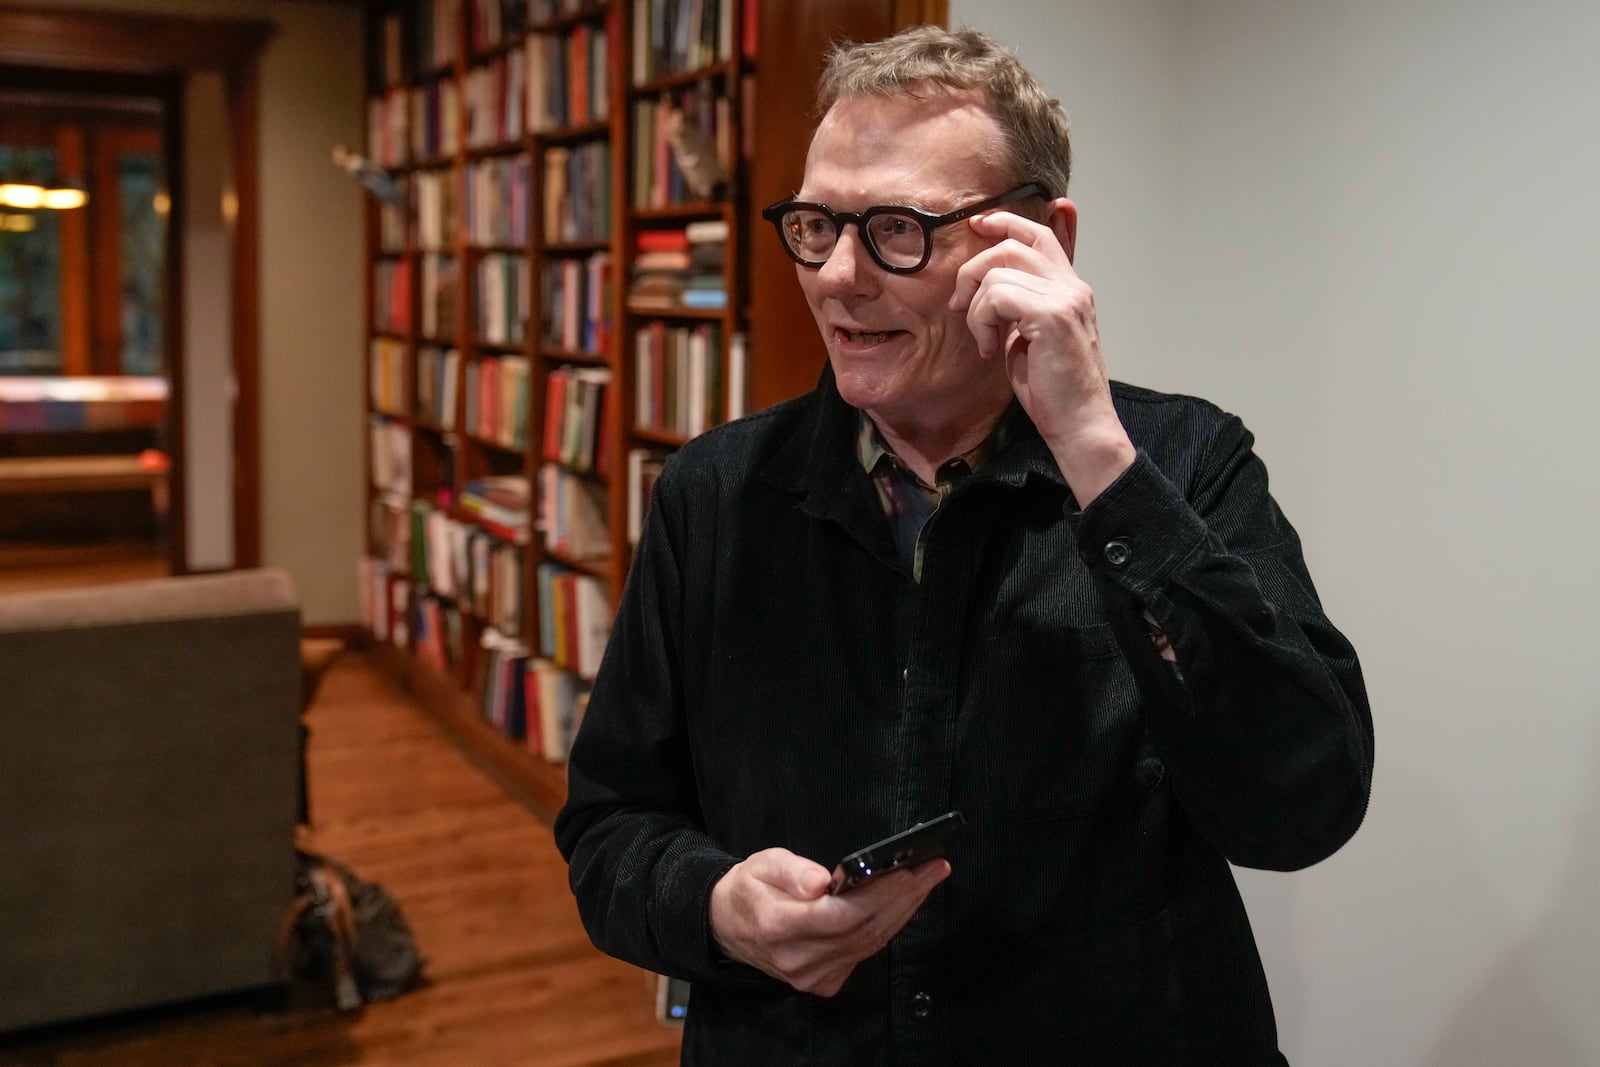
[796,91,1014,433]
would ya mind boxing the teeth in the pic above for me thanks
[847,330,893,344]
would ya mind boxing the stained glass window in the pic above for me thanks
[0,145,64,375]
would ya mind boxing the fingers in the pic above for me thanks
[744,847,833,901]
[950,210,1075,312]
[709,849,954,998]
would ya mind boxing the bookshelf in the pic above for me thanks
[358,0,944,821]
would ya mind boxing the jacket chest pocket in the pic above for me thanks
[976,622,1147,820]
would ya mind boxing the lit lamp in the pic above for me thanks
[0,178,87,210]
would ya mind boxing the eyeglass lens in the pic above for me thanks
[782,208,927,269]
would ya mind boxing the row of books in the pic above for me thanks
[539,461,610,560]
[626,446,668,545]
[371,496,412,576]
[415,0,464,75]
[411,76,463,162]
[380,292,741,437]
[371,11,409,91]
[465,0,527,56]
[360,562,592,765]
[366,1,467,93]
[412,591,466,674]
[529,0,602,26]
[368,0,756,162]
[473,252,530,345]
[413,168,459,252]
[536,561,612,679]
[458,473,531,544]
[527,19,612,132]
[540,252,612,354]
[368,89,408,168]
[464,50,527,149]
[463,354,531,450]
[631,88,732,210]
[362,560,594,765]
[544,141,612,242]
[361,557,409,646]
[466,153,531,247]
[630,0,737,85]
[477,633,591,763]
[379,193,409,254]
[478,629,530,747]
[628,219,725,310]
[634,320,721,437]
[543,364,611,474]
[372,18,610,156]
[420,253,459,339]
[411,495,527,631]
[524,657,589,762]
[370,337,409,417]
[369,415,413,499]
[416,344,461,428]
[373,258,412,335]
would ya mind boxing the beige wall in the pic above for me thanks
[955,1,1600,1062]
[13,0,367,625]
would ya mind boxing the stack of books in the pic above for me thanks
[628,218,726,310]
[458,474,531,544]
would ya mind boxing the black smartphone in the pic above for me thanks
[828,811,966,894]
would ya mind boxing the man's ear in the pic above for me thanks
[1049,198,1078,263]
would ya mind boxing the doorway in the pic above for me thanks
[0,79,178,584]
[0,5,274,591]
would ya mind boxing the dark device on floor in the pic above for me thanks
[828,811,966,894]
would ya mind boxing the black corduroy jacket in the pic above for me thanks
[555,367,1373,1066]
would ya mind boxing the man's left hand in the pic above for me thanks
[951,207,1135,505]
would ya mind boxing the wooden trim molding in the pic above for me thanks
[0,4,274,574]
[0,6,273,74]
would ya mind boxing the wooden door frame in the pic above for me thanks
[0,4,273,571]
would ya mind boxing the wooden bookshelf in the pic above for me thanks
[358,0,941,822]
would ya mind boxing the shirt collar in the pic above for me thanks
[855,406,1018,487]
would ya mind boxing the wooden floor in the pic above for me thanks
[0,645,683,1067]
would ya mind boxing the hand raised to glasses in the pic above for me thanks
[950,206,1135,506]
[709,846,951,997]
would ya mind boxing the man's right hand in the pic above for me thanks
[708,847,951,997]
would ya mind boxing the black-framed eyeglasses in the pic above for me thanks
[761,182,1048,274]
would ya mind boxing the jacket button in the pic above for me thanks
[1103,539,1132,566]
[1248,603,1278,635]
[911,990,933,1018]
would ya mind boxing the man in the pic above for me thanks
[556,25,1373,1066]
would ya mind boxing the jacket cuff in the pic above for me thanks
[1069,449,1210,595]
[656,845,771,986]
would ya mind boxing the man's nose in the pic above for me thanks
[816,224,879,295]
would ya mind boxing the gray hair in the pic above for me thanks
[816,26,1072,199]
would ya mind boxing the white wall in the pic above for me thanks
[16,0,366,624]
[953,1,1600,1062]
[181,70,236,570]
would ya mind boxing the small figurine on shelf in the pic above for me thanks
[331,145,402,203]
[664,108,729,201]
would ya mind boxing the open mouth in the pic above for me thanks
[837,328,903,345]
